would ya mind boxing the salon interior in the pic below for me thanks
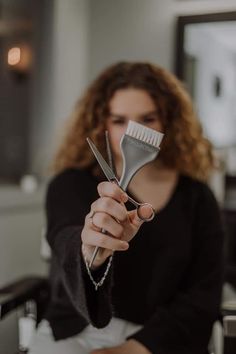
[1,0,236,353]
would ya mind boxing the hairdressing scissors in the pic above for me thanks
[86,135,156,268]
[87,136,156,221]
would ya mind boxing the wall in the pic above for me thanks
[88,0,236,80]
[30,0,90,176]
[88,0,174,80]
[29,0,236,177]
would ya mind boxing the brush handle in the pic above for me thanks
[120,135,160,190]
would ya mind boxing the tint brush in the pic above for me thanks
[119,120,164,190]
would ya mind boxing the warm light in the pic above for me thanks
[8,47,21,66]
[7,44,32,76]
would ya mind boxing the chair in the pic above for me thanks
[0,232,51,353]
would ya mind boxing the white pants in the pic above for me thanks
[28,317,142,354]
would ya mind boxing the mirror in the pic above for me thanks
[175,13,236,285]
[175,12,236,176]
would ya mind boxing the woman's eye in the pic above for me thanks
[111,119,125,125]
[142,116,158,124]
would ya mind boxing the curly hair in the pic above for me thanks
[52,61,214,181]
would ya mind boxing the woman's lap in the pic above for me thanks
[28,317,142,354]
[28,320,89,354]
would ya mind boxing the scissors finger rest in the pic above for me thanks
[136,203,156,222]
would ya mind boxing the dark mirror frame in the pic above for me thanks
[174,13,236,301]
[175,11,236,80]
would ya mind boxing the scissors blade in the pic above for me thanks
[86,137,119,184]
[105,130,117,177]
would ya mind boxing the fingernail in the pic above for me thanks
[120,241,129,250]
[121,192,128,203]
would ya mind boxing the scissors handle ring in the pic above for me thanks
[137,203,156,222]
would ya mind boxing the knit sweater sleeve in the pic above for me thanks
[45,169,113,327]
[128,182,224,354]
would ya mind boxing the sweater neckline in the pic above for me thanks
[126,174,183,216]
[91,168,184,216]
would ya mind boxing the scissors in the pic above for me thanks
[86,135,156,268]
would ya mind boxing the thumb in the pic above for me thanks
[128,209,145,229]
[129,204,154,228]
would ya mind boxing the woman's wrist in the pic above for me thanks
[81,243,113,270]
[82,243,113,290]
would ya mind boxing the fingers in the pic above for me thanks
[91,197,128,222]
[93,212,124,238]
[82,181,154,255]
[81,222,129,252]
[87,182,128,237]
[85,209,125,238]
[97,181,128,203]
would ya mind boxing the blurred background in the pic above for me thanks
[1,0,236,353]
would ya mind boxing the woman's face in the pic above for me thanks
[106,88,163,163]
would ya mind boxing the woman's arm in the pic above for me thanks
[46,169,147,328]
[46,169,114,327]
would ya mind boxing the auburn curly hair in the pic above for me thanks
[52,61,214,181]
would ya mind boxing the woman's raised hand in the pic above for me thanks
[81,181,148,269]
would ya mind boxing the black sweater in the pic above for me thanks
[45,168,223,354]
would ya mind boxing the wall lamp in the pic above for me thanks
[7,43,32,80]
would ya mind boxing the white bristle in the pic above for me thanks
[126,120,164,148]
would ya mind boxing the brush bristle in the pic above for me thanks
[125,120,164,148]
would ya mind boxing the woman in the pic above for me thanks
[29,62,223,354]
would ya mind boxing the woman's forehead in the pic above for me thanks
[109,88,156,113]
